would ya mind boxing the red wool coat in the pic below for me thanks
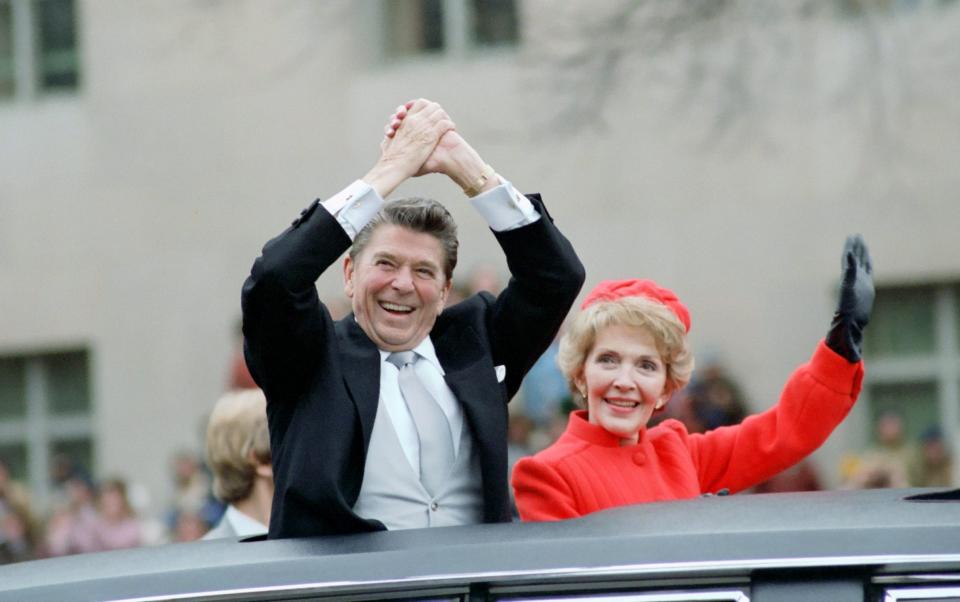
[512,340,863,521]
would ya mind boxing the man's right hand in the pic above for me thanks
[364,99,455,198]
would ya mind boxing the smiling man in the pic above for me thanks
[241,99,585,538]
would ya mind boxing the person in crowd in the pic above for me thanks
[0,509,34,564]
[751,459,823,493]
[47,454,80,512]
[166,450,222,531]
[0,459,36,563]
[685,362,749,431]
[0,460,31,522]
[843,410,912,489]
[507,414,536,477]
[203,389,273,540]
[520,335,571,429]
[652,361,748,434]
[45,471,101,556]
[95,478,142,551]
[909,426,953,488]
[512,236,873,521]
[241,98,584,538]
[172,510,209,542]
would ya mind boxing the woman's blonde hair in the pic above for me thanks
[558,296,695,406]
[205,389,271,504]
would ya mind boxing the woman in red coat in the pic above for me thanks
[512,236,874,521]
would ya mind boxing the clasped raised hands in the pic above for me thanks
[363,99,494,199]
[377,99,455,178]
[363,99,458,198]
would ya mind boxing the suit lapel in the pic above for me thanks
[335,313,505,459]
[336,317,381,449]
[433,323,503,444]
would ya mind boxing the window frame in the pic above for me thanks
[379,0,519,62]
[0,347,95,511]
[863,283,960,485]
[0,0,80,102]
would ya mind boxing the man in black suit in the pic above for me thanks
[242,99,584,538]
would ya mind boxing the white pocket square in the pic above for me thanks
[495,365,507,383]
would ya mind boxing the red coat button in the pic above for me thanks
[633,452,646,466]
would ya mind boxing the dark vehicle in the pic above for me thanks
[0,488,958,602]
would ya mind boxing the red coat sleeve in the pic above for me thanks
[686,340,864,494]
[512,456,581,521]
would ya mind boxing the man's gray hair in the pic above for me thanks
[350,197,459,280]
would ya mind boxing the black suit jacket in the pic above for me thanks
[242,194,584,538]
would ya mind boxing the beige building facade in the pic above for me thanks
[1,0,958,517]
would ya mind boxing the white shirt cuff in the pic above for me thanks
[469,178,541,232]
[320,180,384,240]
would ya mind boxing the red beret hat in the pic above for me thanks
[581,279,692,333]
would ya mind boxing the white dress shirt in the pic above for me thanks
[320,177,540,239]
[320,175,539,477]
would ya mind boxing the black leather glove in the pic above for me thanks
[825,234,875,362]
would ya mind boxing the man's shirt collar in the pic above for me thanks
[378,337,445,376]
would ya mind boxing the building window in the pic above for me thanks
[0,1,14,96]
[383,0,519,59]
[840,0,950,16]
[470,0,518,47]
[863,284,959,477]
[34,0,79,91]
[0,0,80,100]
[0,349,94,510]
[385,0,445,57]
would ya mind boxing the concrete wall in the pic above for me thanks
[1,0,958,515]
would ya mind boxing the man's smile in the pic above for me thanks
[379,301,416,314]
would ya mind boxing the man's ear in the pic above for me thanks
[440,277,452,307]
[343,255,355,298]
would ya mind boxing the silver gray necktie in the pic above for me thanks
[387,351,455,496]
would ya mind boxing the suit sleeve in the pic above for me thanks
[241,200,351,400]
[686,340,864,494]
[488,194,586,398]
[512,456,582,521]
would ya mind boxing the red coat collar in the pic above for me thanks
[565,410,647,448]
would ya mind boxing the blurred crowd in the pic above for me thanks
[840,411,953,490]
[0,264,954,564]
[0,451,224,564]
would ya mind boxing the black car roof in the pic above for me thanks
[1,488,958,602]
